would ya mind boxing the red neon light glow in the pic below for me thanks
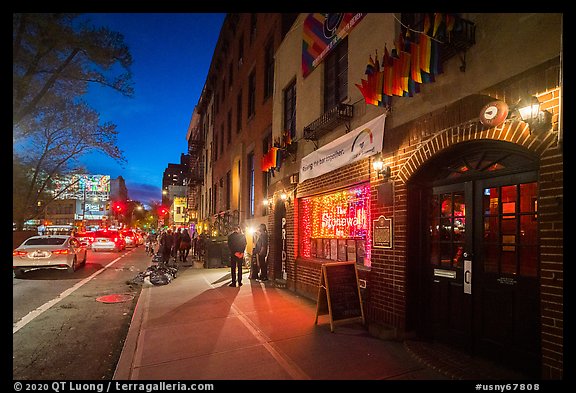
[299,183,371,265]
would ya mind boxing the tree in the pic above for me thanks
[13,13,133,135]
[12,13,133,229]
[13,99,126,229]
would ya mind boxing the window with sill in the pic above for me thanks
[324,37,348,112]
[247,151,255,217]
[236,90,242,133]
[284,79,296,140]
[248,71,256,118]
[263,40,274,100]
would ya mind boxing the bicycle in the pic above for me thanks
[145,240,156,256]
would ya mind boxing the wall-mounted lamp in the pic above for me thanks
[263,198,273,213]
[280,191,292,205]
[372,154,391,180]
[516,96,552,135]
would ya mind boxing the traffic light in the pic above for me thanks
[159,206,169,216]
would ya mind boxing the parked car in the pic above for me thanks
[13,235,87,278]
[91,230,126,252]
[120,229,139,248]
[38,224,75,236]
[135,231,145,245]
[75,231,95,246]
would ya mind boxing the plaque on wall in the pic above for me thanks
[373,215,392,249]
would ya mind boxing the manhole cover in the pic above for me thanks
[96,294,134,304]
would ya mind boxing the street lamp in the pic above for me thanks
[131,204,143,228]
[517,96,552,135]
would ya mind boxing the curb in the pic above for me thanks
[113,284,151,380]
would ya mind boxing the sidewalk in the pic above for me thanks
[113,257,528,381]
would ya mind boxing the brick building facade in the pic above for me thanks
[194,13,298,241]
[193,13,563,379]
[265,13,563,379]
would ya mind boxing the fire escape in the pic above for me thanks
[303,103,354,149]
[186,126,205,224]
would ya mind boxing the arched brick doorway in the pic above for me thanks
[406,139,540,377]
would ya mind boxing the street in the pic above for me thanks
[13,246,151,380]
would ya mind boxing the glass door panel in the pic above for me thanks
[481,182,538,276]
[432,191,467,269]
[429,183,472,351]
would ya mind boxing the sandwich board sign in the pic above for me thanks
[315,261,365,332]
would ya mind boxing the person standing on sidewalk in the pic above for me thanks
[172,228,182,263]
[191,228,199,256]
[249,229,260,280]
[179,228,192,262]
[159,229,174,265]
[227,225,247,287]
[255,223,269,282]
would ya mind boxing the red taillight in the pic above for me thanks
[52,249,70,255]
[114,237,119,242]
[13,250,27,256]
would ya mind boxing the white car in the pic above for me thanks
[13,235,87,278]
[91,230,126,252]
[120,229,138,248]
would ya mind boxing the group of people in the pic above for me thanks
[156,227,196,264]
[227,223,269,287]
[149,223,268,287]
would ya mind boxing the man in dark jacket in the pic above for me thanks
[159,229,174,265]
[255,223,269,282]
[172,228,182,263]
[227,225,247,287]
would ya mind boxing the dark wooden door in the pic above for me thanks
[427,173,540,376]
[413,141,541,375]
[473,172,540,377]
[429,182,473,351]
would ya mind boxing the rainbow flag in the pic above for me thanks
[419,32,431,74]
[365,54,376,75]
[261,147,279,172]
[410,40,422,84]
[302,13,366,77]
[356,13,470,107]
[433,13,443,37]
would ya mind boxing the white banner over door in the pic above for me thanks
[299,113,386,183]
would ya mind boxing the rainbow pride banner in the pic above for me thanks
[302,13,365,78]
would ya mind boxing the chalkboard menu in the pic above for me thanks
[315,261,365,332]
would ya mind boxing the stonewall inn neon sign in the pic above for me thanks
[308,184,370,239]
[321,206,367,237]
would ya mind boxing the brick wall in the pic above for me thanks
[536,88,563,378]
[375,84,562,378]
[272,62,562,379]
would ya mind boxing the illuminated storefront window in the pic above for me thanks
[300,183,371,267]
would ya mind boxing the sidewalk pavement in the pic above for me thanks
[113,256,528,381]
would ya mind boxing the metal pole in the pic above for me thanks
[82,185,86,231]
